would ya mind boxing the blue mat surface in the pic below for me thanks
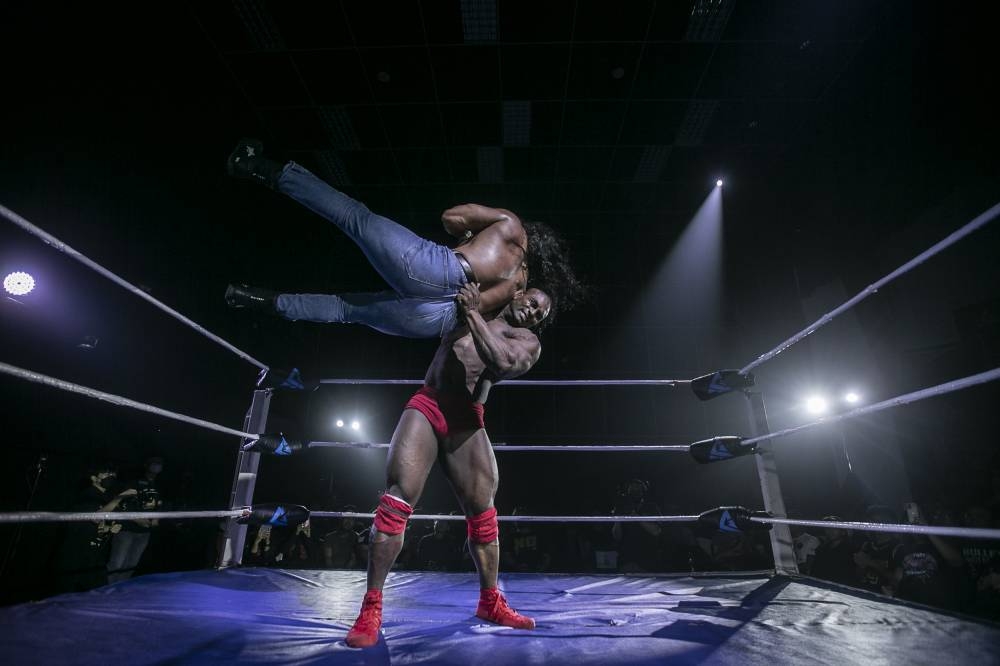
[2,568,998,664]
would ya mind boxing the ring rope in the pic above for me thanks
[0,203,269,371]
[4,509,995,540]
[318,378,689,386]
[739,200,1000,375]
[307,441,690,452]
[0,509,246,524]
[753,517,1000,541]
[0,360,258,440]
[310,512,1000,540]
[741,367,1000,446]
[310,512,700,523]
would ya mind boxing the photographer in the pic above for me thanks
[107,457,163,582]
[612,479,662,573]
[887,502,964,609]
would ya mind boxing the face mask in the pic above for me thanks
[148,464,163,474]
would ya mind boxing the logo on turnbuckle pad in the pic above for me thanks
[268,506,289,526]
[707,373,729,395]
[280,368,304,390]
[719,510,740,533]
[708,440,733,461]
[275,436,292,456]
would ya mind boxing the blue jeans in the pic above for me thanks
[273,163,465,338]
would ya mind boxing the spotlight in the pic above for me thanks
[805,396,828,414]
[844,392,861,404]
[335,419,344,428]
[351,420,360,431]
[3,271,35,296]
[716,179,723,187]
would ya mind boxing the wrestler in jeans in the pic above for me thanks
[272,162,467,338]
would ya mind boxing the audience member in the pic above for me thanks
[107,456,164,583]
[322,512,363,569]
[415,520,463,571]
[53,463,124,592]
[810,518,857,586]
[960,503,1000,615]
[501,508,552,573]
[888,503,964,609]
[274,521,317,568]
[612,479,662,573]
[852,505,900,595]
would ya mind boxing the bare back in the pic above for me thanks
[454,211,527,315]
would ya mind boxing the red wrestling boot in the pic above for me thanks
[476,588,535,629]
[346,589,383,648]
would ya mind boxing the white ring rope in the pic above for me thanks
[2,508,996,541]
[310,512,700,523]
[739,201,1000,375]
[741,367,1000,446]
[318,378,688,386]
[310,512,1000,540]
[307,441,690,452]
[0,509,246,524]
[0,360,258,440]
[0,203,269,371]
[754,517,1000,541]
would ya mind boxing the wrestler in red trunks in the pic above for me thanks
[405,386,485,439]
[345,283,553,648]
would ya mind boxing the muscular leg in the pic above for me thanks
[439,429,500,589]
[365,409,439,592]
[440,428,533,629]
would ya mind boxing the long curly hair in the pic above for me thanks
[523,220,586,331]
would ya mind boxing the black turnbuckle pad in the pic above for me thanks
[245,433,303,456]
[689,436,756,464]
[690,370,755,401]
[696,506,772,535]
[257,367,306,390]
[239,503,310,527]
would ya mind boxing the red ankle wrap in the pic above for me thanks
[466,507,499,544]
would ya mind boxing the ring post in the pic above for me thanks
[217,389,272,568]
[744,390,798,574]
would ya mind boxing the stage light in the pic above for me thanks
[805,395,828,414]
[3,271,35,296]
[335,419,344,428]
[716,179,723,187]
[844,392,861,404]
[351,420,360,431]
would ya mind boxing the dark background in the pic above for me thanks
[1,1,997,603]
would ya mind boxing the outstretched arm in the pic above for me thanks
[442,204,516,238]
[456,283,540,378]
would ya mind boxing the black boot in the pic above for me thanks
[225,284,279,315]
[226,138,284,189]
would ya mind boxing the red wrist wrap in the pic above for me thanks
[373,494,412,535]
[466,507,499,544]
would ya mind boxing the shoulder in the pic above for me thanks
[493,209,525,239]
[501,323,538,344]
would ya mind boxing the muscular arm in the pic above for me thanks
[441,204,516,237]
[457,284,540,378]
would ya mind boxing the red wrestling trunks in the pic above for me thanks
[405,386,485,439]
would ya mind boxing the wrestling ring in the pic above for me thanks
[1,199,999,664]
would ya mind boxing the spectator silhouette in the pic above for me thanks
[107,457,163,583]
